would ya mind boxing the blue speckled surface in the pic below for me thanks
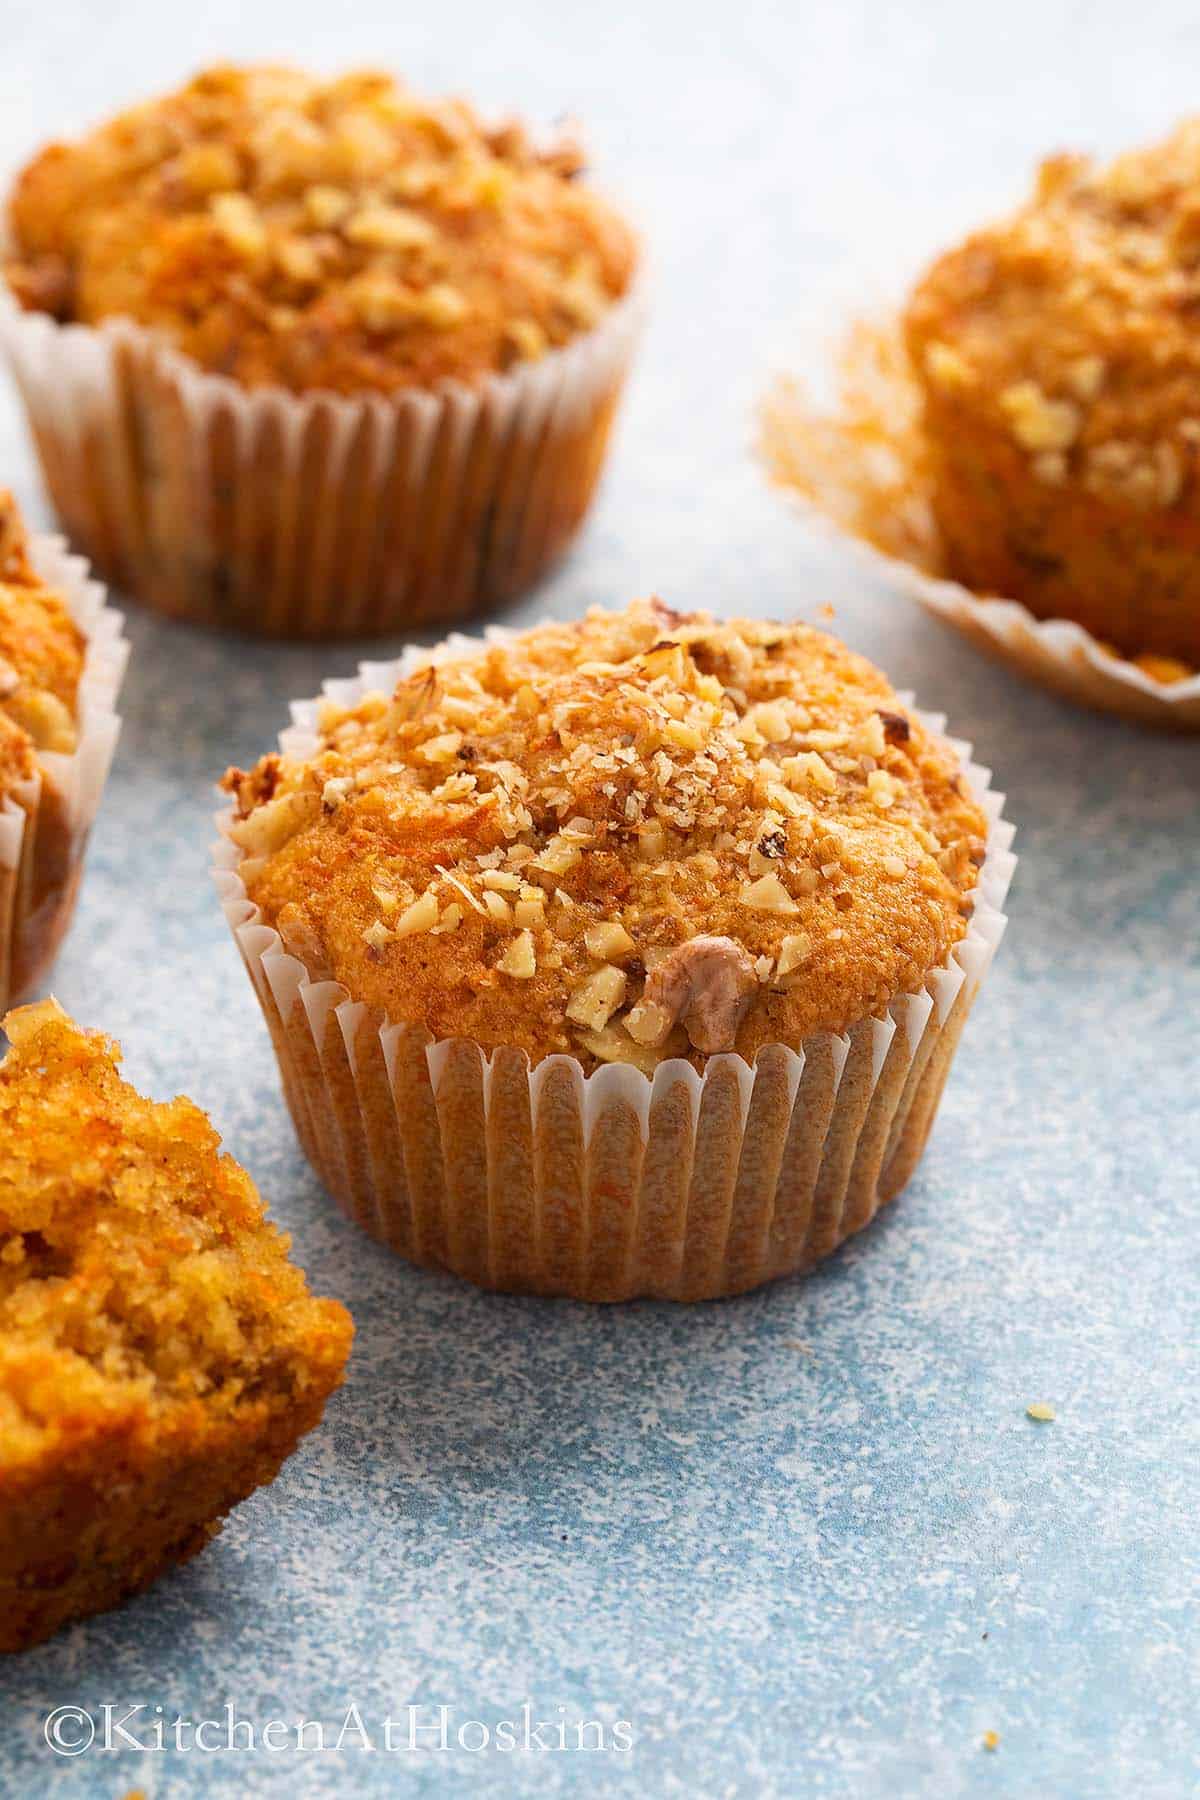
[2,3,1199,1795]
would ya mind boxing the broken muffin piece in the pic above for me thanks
[0,1000,353,1652]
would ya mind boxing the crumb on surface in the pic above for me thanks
[982,1729,1000,1751]
[1025,1402,1056,1422]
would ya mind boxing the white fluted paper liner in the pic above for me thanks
[0,533,127,1009]
[797,503,1200,732]
[211,629,1015,1301]
[0,270,644,639]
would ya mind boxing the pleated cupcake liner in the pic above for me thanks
[794,501,1200,732]
[211,629,1016,1302]
[0,271,644,640]
[0,535,127,1010]
[762,309,1200,732]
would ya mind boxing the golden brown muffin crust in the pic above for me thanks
[223,600,988,1069]
[903,119,1200,663]
[907,128,1200,480]
[7,64,638,395]
[0,491,84,789]
[0,1000,353,1650]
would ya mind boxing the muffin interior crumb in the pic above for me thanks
[0,1001,352,1468]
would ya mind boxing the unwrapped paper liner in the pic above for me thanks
[0,270,644,640]
[0,535,127,1009]
[797,502,1200,732]
[763,320,1200,732]
[213,629,1015,1301]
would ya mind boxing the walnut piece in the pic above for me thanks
[631,934,758,1055]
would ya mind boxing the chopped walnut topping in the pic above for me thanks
[305,183,351,228]
[497,931,536,979]
[867,769,899,809]
[747,828,788,878]
[229,789,320,857]
[1032,451,1068,486]
[344,203,436,250]
[4,687,76,754]
[321,776,354,813]
[0,492,85,780]
[1066,355,1106,401]
[394,891,439,937]
[1000,381,1081,453]
[584,921,636,962]
[876,710,911,746]
[179,140,241,196]
[629,935,758,1055]
[211,192,267,261]
[783,751,837,795]
[741,871,799,915]
[504,318,547,362]
[227,600,988,1070]
[566,965,627,1031]
[6,64,638,394]
[532,837,581,877]
[775,932,812,978]
[924,341,973,390]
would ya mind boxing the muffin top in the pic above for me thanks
[0,1001,352,1470]
[0,492,83,800]
[222,600,988,1071]
[905,118,1200,512]
[6,64,638,395]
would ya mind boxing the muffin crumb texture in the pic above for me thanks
[0,491,84,798]
[7,63,637,393]
[0,1000,352,1652]
[224,600,988,1071]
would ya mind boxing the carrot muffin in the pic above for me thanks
[0,1000,352,1652]
[0,491,123,1011]
[905,119,1200,671]
[217,598,1012,1301]
[2,64,641,637]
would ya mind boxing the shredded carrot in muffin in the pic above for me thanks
[0,1000,352,1652]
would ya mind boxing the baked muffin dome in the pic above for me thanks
[905,119,1200,669]
[222,599,988,1072]
[0,494,83,780]
[7,63,638,395]
[0,490,121,1015]
[0,1000,352,1651]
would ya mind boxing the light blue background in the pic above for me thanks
[1,2,1197,1794]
